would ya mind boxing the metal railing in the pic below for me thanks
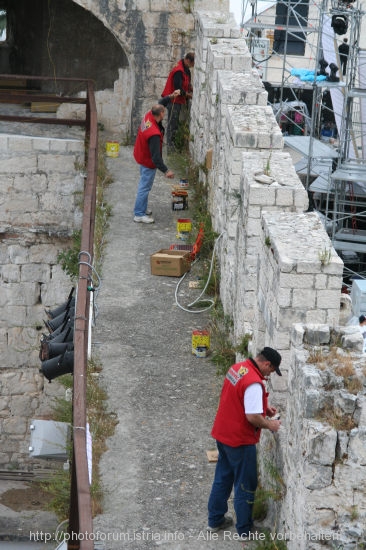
[0,75,98,550]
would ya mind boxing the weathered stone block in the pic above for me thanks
[0,135,8,150]
[1,265,20,283]
[20,264,50,283]
[303,462,333,489]
[0,156,37,174]
[305,309,327,324]
[305,422,337,466]
[292,288,316,309]
[303,365,322,389]
[315,289,341,310]
[32,137,51,151]
[37,153,77,173]
[2,416,27,435]
[275,186,294,206]
[248,185,276,205]
[292,324,305,346]
[304,324,330,345]
[341,327,364,353]
[304,389,322,417]
[314,274,327,289]
[8,136,33,151]
[333,390,358,416]
[280,273,314,290]
[348,428,366,464]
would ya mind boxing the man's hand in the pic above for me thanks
[165,170,174,179]
[246,413,281,433]
[268,419,281,433]
[266,406,277,418]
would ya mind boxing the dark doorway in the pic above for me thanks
[0,0,128,94]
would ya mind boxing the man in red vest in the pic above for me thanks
[207,347,282,539]
[161,52,194,151]
[133,92,179,223]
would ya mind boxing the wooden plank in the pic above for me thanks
[0,78,27,88]
[31,101,61,113]
[206,449,218,462]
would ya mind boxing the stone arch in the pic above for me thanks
[0,0,133,135]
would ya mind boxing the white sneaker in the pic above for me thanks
[134,215,155,224]
[146,209,152,216]
[207,516,233,532]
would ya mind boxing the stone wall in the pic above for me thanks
[268,325,366,549]
[1,3,365,543]
[190,10,366,547]
[66,0,230,136]
[0,133,84,468]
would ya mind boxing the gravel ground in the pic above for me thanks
[91,143,261,550]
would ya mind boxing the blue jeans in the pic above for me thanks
[208,441,257,536]
[134,165,157,216]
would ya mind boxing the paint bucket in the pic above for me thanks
[177,218,192,233]
[176,218,192,241]
[195,346,208,358]
[105,140,120,158]
[192,330,210,355]
[172,191,188,211]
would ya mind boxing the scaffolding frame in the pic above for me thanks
[242,0,366,284]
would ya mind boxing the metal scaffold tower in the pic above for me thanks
[241,0,366,285]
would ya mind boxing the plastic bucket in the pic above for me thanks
[192,330,210,355]
[177,218,192,233]
[106,141,120,158]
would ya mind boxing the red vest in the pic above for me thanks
[211,359,268,447]
[162,59,191,105]
[133,111,163,169]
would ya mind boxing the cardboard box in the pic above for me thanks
[151,249,191,277]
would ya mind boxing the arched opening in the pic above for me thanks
[0,0,131,134]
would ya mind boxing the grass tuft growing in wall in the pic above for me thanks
[209,303,236,375]
[316,404,357,431]
[252,530,288,549]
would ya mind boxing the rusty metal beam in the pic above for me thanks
[0,73,96,84]
[0,93,87,104]
[69,80,98,550]
[0,115,86,126]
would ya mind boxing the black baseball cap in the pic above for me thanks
[260,347,282,376]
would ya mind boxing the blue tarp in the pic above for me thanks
[291,68,327,82]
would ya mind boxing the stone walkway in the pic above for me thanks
[0,104,264,548]
[91,143,260,550]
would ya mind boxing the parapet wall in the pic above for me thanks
[0,133,83,467]
[190,10,366,547]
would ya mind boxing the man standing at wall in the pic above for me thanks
[207,347,282,540]
[133,93,180,223]
[338,38,349,76]
[161,52,195,152]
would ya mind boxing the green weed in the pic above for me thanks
[253,529,288,549]
[209,303,236,374]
